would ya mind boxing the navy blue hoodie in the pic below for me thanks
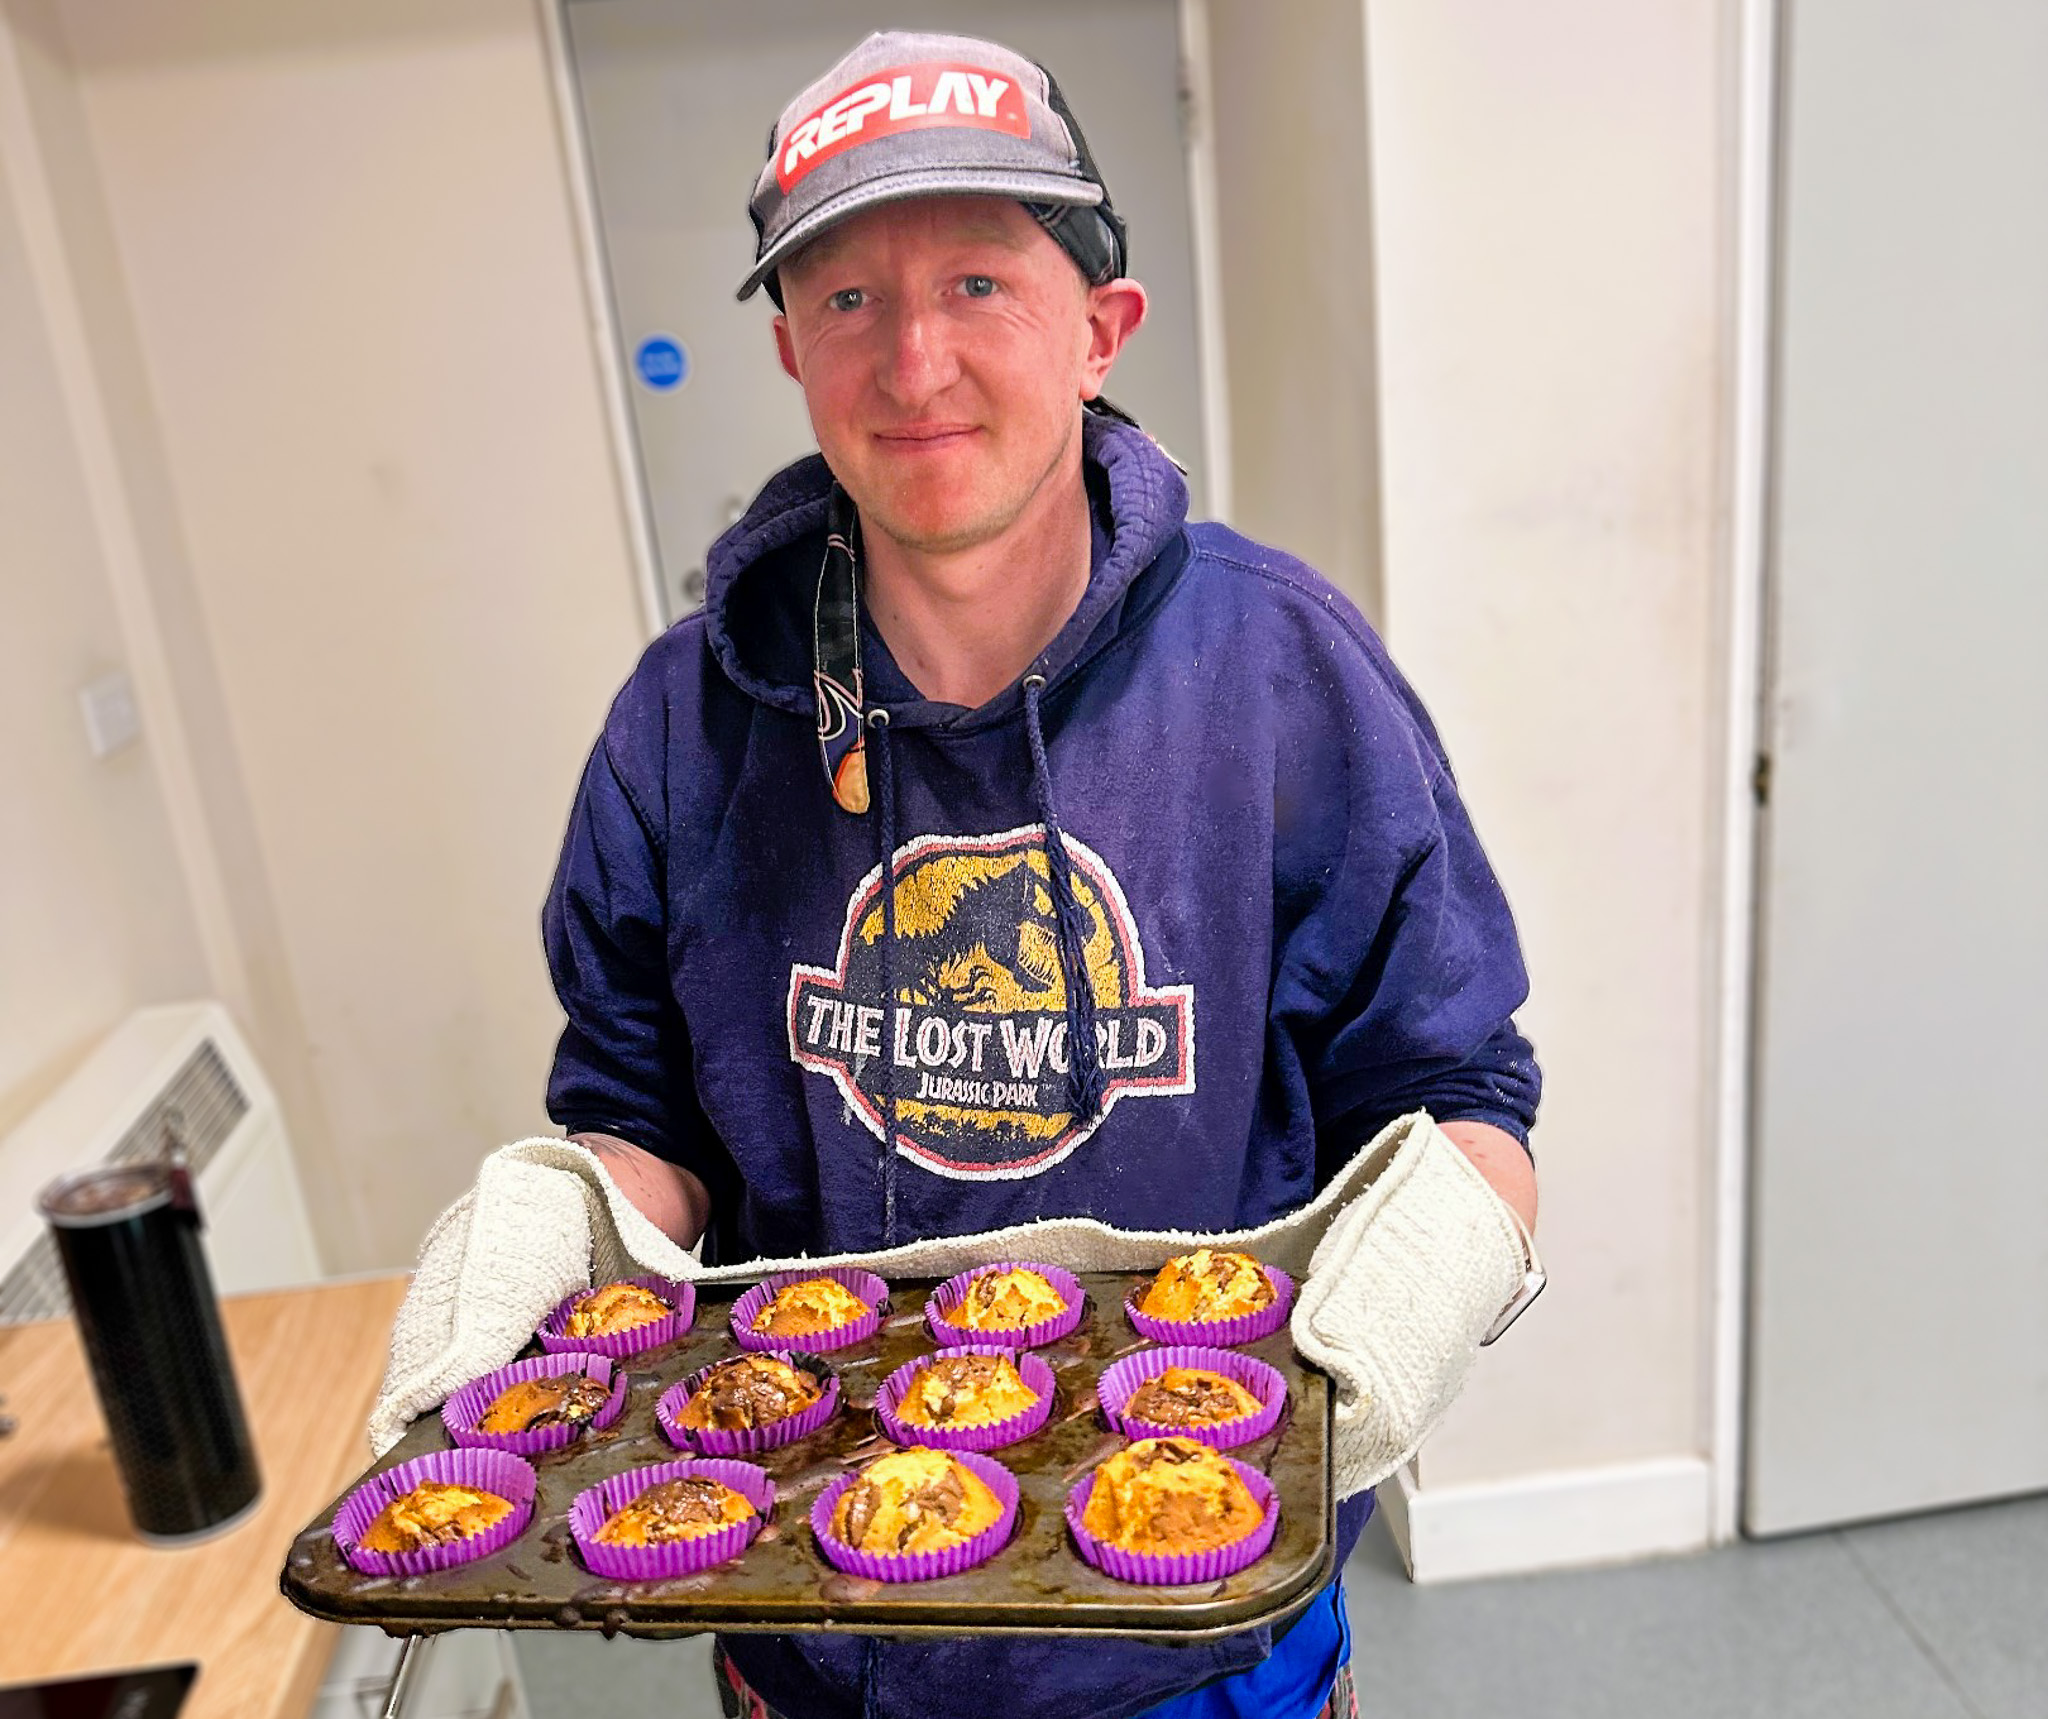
[544,416,1538,1718]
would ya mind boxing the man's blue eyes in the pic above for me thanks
[825,277,998,311]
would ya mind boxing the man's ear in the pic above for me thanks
[1078,278,1148,401]
[773,313,802,384]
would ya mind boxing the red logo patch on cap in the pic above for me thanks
[777,62,1030,193]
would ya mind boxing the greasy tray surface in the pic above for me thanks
[281,1275,1332,1641]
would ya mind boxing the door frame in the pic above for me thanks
[1709,0,1782,1546]
[538,0,668,641]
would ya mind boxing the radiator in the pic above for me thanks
[0,1003,322,1324]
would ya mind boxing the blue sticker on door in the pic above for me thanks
[634,335,689,391]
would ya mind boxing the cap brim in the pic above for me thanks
[736,168,1104,301]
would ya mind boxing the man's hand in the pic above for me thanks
[1439,1120,1538,1236]
[571,1132,713,1249]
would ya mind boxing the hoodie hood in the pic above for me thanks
[700,412,1191,728]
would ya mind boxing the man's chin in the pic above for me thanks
[858,494,1017,557]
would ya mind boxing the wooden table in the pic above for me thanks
[0,1275,409,1719]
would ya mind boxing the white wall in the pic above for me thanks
[1204,0,1383,620]
[0,135,211,1136]
[26,0,650,1268]
[1364,0,1730,1524]
[3,0,368,1263]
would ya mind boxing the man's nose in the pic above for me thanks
[875,302,959,407]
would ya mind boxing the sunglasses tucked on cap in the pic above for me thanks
[739,30,1127,305]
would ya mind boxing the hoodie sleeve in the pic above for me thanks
[542,726,696,1168]
[1268,618,1541,1188]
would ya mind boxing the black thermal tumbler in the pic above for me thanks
[37,1162,262,1541]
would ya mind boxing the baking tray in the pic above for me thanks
[281,1273,1332,1642]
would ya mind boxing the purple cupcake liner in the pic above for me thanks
[875,1346,1057,1452]
[1124,1264,1296,1348]
[923,1261,1084,1350]
[335,1446,536,1577]
[731,1267,887,1353]
[538,1274,696,1359]
[569,1457,775,1581]
[1097,1346,1287,1452]
[1066,1458,1279,1585]
[811,1449,1019,1582]
[658,1352,841,1454]
[443,1350,629,1453]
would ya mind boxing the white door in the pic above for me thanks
[562,0,1208,626]
[1745,0,2048,1535]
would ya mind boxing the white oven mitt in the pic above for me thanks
[1288,1113,1536,1497]
[369,1112,1538,1498]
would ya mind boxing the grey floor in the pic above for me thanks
[510,1493,2048,1717]
[1344,1494,2047,1719]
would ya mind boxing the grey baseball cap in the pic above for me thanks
[738,30,1125,303]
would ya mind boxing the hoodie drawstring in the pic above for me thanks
[864,679,1104,1255]
[868,707,900,1249]
[860,1636,883,1719]
[1022,675,1108,1126]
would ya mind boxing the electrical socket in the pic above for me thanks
[79,669,141,759]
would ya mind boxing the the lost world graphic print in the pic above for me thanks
[787,826,1195,1179]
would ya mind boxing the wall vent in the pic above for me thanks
[0,1003,318,1324]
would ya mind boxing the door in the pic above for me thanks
[561,0,1209,626]
[1745,0,2048,1534]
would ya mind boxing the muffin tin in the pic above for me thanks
[279,1272,1332,1643]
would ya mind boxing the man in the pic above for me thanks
[544,30,1538,1719]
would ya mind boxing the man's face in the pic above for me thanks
[773,196,1142,558]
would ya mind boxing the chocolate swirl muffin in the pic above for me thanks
[565,1280,673,1340]
[1121,1366,1262,1429]
[750,1276,872,1338]
[595,1476,756,1547]
[358,1481,514,1555]
[830,1448,1003,1556]
[680,1354,824,1432]
[1135,1250,1275,1324]
[940,1266,1068,1332]
[475,1372,612,1435]
[893,1352,1039,1429]
[1080,1437,1264,1557]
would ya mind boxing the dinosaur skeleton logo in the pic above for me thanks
[787,826,1195,1179]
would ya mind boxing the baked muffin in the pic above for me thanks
[940,1266,1068,1332]
[1135,1250,1275,1324]
[595,1475,756,1547]
[566,1280,673,1340]
[893,1352,1040,1429]
[680,1355,824,1432]
[476,1372,612,1435]
[358,1481,515,1554]
[1079,1437,1264,1557]
[830,1448,1004,1555]
[751,1276,872,1338]
[1121,1367,1263,1430]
